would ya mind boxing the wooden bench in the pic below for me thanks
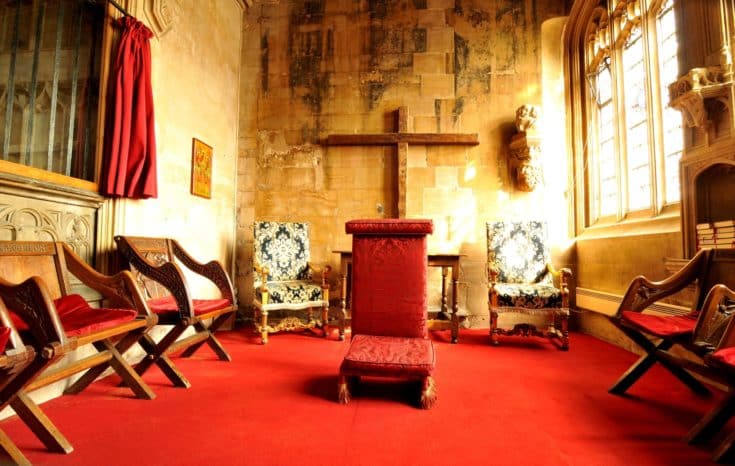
[114,235,237,388]
[0,241,158,460]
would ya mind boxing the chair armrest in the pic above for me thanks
[613,248,710,319]
[307,262,332,288]
[61,244,154,320]
[115,236,195,320]
[253,261,270,290]
[487,264,499,285]
[170,239,236,304]
[0,276,67,352]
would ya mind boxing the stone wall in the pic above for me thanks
[238,0,573,327]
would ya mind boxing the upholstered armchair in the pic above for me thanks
[487,221,571,350]
[253,222,331,344]
[338,219,436,409]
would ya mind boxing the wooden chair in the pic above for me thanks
[486,220,572,350]
[253,222,331,344]
[0,301,38,466]
[608,248,735,396]
[338,219,436,409]
[680,284,735,463]
[0,240,158,460]
[114,235,237,388]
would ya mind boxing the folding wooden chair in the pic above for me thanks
[608,248,735,396]
[114,235,237,388]
[0,241,158,460]
[0,301,40,466]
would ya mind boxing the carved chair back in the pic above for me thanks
[254,222,311,283]
[486,221,552,285]
[116,236,175,300]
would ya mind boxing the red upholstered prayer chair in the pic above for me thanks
[114,235,237,388]
[608,248,735,396]
[338,219,437,409]
[0,241,158,459]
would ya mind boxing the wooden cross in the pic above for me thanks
[325,106,479,217]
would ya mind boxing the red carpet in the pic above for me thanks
[0,329,728,465]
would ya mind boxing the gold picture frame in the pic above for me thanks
[191,138,212,198]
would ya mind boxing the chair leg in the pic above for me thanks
[0,428,31,466]
[714,430,735,464]
[685,392,735,444]
[11,392,73,454]
[102,339,156,400]
[64,327,144,395]
[180,315,233,361]
[261,310,269,345]
[338,374,350,405]
[490,310,499,346]
[559,314,569,351]
[321,304,329,338]
[419,376,437,409]
[128,325,190,388]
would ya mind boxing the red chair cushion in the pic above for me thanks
[54,294,138,337]
[147,295,231,316]
[0,327,10,352]
[621,310,698,338]
[711,347,735,368]
[9,294,138,337]
[340,334,435,377]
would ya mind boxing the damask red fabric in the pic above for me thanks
[101,16,157,199]
[351,235,428,338]
[341,334,435,377]
[346,219,434,236]
[147,295,231,316]
[621,310,698,337]
[0,327,10,353]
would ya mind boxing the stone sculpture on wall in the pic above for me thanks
[509,104,543,192]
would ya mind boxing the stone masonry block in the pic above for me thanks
[421,74,454,99]
[407,145,428,167]
[427,0,455,9]
[413,115,439,133]
[426,27,454,53]
[418,9,447,28]
[427,145,467,167]
[434,166,459,188]
[413,52,447,74]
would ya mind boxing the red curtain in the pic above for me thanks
[101,16,157,199]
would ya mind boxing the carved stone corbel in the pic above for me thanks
[668,66,732,128]
[508,105,543,192]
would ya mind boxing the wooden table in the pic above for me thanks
[334,250,462,343]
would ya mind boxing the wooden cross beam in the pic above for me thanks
[325,106,479,217]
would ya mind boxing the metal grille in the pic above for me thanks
[0,0,104,181]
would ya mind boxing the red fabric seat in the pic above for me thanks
[0,326,10,353]
[146,295,232,316]
[341,334,435,377]
[710,347,735,368]
[621,310,698,338]
[10,294,137,338]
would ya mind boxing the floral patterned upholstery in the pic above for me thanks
[253,221,330,344]
[487,221,571,350]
